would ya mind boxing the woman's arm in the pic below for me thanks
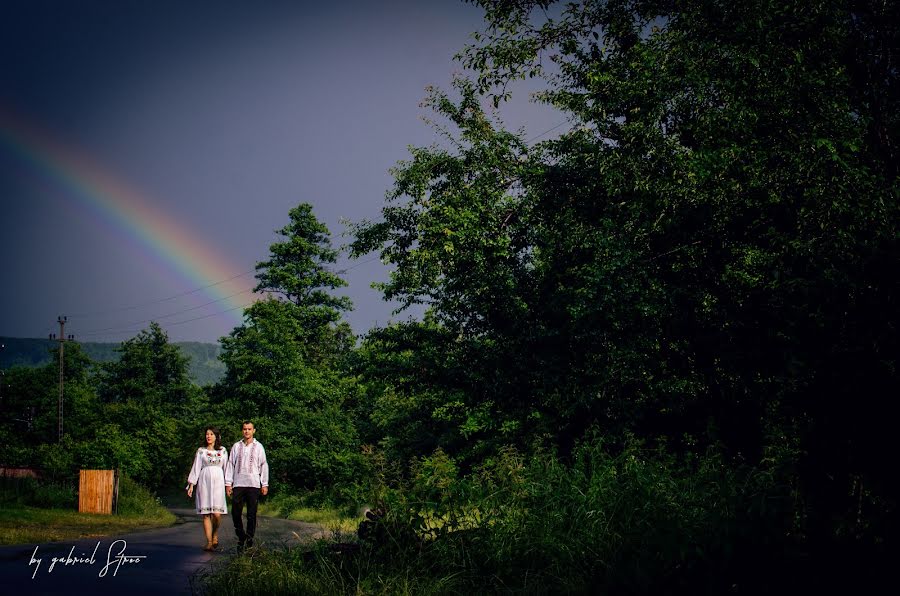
[186,448,203,493]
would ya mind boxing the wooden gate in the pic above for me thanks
[78,469,119,514]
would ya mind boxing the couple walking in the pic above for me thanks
[186,421,269,551]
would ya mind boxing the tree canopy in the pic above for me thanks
[351,0,898,541]
[217,202,363,498]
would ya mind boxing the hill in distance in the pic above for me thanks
[0,336,225,386]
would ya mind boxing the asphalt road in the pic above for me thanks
[0,508,326,595]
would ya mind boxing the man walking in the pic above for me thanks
[225,420,269,549]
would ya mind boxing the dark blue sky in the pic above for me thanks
[0,0,559,343]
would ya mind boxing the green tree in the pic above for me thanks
[219,203,362,497]
[252,202,352,363]
[91,323,197,485]
[0,341,97,461]
[350,315,476,463]
[97,322,193,406]
[352,0,898,547]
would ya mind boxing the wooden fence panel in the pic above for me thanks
[79,469,115,514]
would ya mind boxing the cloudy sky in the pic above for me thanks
[0,0,560,343]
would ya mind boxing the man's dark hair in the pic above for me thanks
[242,420,254,428]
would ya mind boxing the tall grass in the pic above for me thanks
[201,438,797,594]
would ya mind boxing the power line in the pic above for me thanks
[165,302,253,327]
[68,268,257,318]
[331,255,382,275]
[75,288,255,337]
[67,256,379,340]
[75,301,256,341]
[67,253,378,321]
[526,120,571,144]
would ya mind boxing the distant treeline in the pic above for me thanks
[0,336,224,386]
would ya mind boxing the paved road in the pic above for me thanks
[0,508,326,595]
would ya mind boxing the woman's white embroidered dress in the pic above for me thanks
[187,447,228,514]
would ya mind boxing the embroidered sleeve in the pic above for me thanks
[259,444,269,487]
[187,448,203,486]
[224,444,235,486]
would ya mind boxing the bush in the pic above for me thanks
[360,442,756,592]
[116,474,169,517]
[202,438,799,594]
[0,476,77,509]
[0,472,172,521]
[35,438,78,481]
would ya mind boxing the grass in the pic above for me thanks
[0,505,175,545]
[197,544,456,596]
[257,496,363,534]
[199,442,802,595]
[285,507,361,533]
[0,474,175,545]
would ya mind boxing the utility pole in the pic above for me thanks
[0,343,5,405]
[50,316,75,442]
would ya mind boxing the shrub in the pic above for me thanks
[203,438,798,594]
[0,476,77,509]
[116,474,168,517]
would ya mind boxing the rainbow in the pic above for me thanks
[0,107,255,332]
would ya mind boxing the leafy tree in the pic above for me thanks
[252,202,352,363]
[351,315,476,462]
[352,0,898,552]
[89,323,197,485]
[221,203,354,413]
[218,203,363,496]
[0,363,56,452]
[0,342,97,451]
[97,322,193,406]
[0,329,214,491]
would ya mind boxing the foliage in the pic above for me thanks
[175,341,227,386]
[254,203,352,320]
[0,324,207,492]
[217,202,365,498]
[88,323,201,487]
[201,439,812,594]
[3,1,898,587]
[0,472,173,547]
[97,322,194,406]
[0,342,97,451]
[0,476,77,509]
[351,0,898,555]
[0,474,175,546]
[350,315,479,463]
[0,336,226,386]
[256,492,362,533]
[116,473,172,517]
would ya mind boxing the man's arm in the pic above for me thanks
[259,445,269,496]
[224,444,235,497]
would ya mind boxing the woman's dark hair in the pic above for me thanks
[202,426,222,450]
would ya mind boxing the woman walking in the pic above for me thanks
[186,426,228,551]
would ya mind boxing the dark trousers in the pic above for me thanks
[231,486,260,545]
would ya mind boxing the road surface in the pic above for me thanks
[0,508,326,595]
